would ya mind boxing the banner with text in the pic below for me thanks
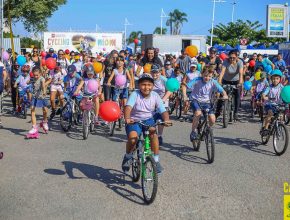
[266,4,289,38]
[43,32,123,53]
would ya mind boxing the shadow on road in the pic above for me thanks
[161,143,209,164]
[2,126,27,137]
[214,136,276,156]
[44,161,146,205]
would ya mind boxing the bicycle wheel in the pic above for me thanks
[141,155,158,204]
[222,100,229,128]
[90,111,95,132]
[273,123,289,156]
[22,103,27,119]
[131,152,141,182]
[229,97,234,122]
[283,111,290,125]
[60,103,72,132]
[259,106,264,122]
[205,128,215,163]
[175,98,183,119]
[168,97,176,115]
[82,110,89,140]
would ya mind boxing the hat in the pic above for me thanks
[67,65,76,74]
[165,61,171,65]
[138,74,154,84]
[190,62,197,68]
[150,64,160,72]
[49,48,54,53]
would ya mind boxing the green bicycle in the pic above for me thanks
[131,120,171,204]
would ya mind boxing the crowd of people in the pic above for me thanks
[0,46,289,171]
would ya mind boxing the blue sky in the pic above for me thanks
[14,0,290,36]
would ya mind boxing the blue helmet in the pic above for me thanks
[271,69,283,77]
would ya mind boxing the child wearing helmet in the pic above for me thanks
[47,63,65,120]
[63,65,83,94]
[74,63,100,124]
[261,69,284,134]
[14,64,32,112]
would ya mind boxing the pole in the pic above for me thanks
[0,0,3,61]
[7,1,15,61]
[124,23,127,48]
[210,0,216,47]
[161,9,163,35]
[286,2,289,42]
[231,0,236,23]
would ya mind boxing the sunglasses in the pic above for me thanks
[58,53,64,55]
[229,56,236,59]
[33,50,38,53]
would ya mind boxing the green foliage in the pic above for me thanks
[153,27,167,34]
[127,31,143,44]
[166,9,188,35]
[208,19,285,46]
[4,0,67,32]
[20,37,41,48]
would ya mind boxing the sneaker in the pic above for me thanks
[42,122,49,131]
[155,162,164,174]
[121,154,133,172]
[190,131,198,142]
[49,110,56,120]
[158,136,163,146]
[28,126,38,134]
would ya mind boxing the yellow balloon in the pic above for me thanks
[185,45,198,58]
[93,61,103,73]
[143,63,152,73]
[202,53,206,57]
[255,71,261,81]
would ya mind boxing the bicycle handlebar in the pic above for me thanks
[136,120,172,129]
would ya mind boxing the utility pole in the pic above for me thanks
[124,18,132,48]
[210,0,226,47]
[231,0,237,23]
[160,8,168,35]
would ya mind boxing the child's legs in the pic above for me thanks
[264,110,273,129]
[208,114,216,127]
[50,91,57,110]
[126,131,138,154]
[42,107,48,122]
[31,107,36,126]
[149,127,159,154]
[57,90,64,107]
[93,96,99,116]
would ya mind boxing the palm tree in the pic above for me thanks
[153,27,167,34]
[171,9,188,35]
[166,12,175,35]
[127,31,143,52]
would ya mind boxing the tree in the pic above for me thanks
[166,12,175,35]
[208,19,284,46]
[20,37,41,48]
[4,0,67,33]
[171,9,188,35]
[153,27,167,35]
[127,31,143,52]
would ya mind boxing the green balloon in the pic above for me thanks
[166,78,180,92]
[281,85,290,104]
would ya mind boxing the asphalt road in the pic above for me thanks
[0,97,289,220]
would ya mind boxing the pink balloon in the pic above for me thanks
[87,79,99,93]
[115,74,126,87]
[2,51,9,61]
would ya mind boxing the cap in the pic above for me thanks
[138,74,154,84]
[263,54,268,58]
[190,62,197,68]
[165,61,171,66]
[67,65,76,74]
[150,64,160,72]
[49,48,54,53]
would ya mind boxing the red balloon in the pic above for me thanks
[249,60,255,67]
[45,58,56,70]
[219,53,228,61]
[41,59,46,66]
[99,101,121,122]
[40,51,46,58]
[65,49,70,54]
[134,38,139,44]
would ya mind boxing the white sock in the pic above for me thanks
[154,154,159,162]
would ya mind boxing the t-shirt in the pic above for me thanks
[153,76,167,98]
[83,78,99,95]
[165,68,174,78]
[255,79,269,94]
[103,59,115,83]
[31,76,45,98]
[205,56,222,71]
[45,53,57,59]
[186,70,200,81]
[48,70,64,86]
[169,73,183,84]
[113,69,128,88]
[263,84,284,104]
[176,56,191,73]
[63,73,82,93]
[57,58,70,75]
[73,61,83,73]
[222,59,243,82]
[16,74,30,91]
[126,90,166,121]
[187,77,224,103]
[275,59,286,69]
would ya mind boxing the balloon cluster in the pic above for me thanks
[134,38,142,46]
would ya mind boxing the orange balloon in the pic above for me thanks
[143,63,152,73]
[64,54,70,60]
[93,61,103,73]
[185,45,198,58]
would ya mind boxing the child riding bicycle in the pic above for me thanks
[183,67,228,141]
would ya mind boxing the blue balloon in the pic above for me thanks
[16,55,26,66]
[197,63,202,72]
[264,65,272,73]
[243,81,252,91]
[137,40,142,46]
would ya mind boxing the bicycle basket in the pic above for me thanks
[80,98,93,111]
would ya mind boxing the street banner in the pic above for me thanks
[43,32,123,53]
[266,4,289,38]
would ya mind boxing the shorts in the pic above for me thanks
[190,100,214,115]
[264,103,278,114]
[50,84,63,92]
[112,88,128,101]
[125,118,155,137]
[31,98,48,108]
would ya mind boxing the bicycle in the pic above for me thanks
[260,103,289,156]
[221,84,237,128]
[250,93,264,122]
[80,94,96,140]
[130,120,172,204]
[60,91,82,132]
[168,90,183,119]
[283,104,290,125]
[192,101,216,163]
[18,90,31,119]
